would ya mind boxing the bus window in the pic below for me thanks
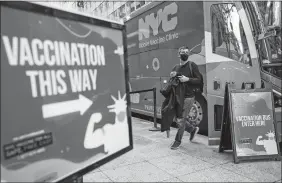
[211,4,251,66]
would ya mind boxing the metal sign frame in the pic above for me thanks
[228,87,280,163]
[0,1,133,182]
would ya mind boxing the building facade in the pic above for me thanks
[45,1,152,21]
[91,1,152,21]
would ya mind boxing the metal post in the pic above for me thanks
[149,87,160,131]
[153,87,157,128]
[129,88,160,132]
[60,175,83,183]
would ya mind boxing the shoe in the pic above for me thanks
[170,141,181,150]
[190,127,199,141]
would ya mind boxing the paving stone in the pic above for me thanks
[220,161,281,182]
[137,143,182,161]
[103,161,173,182]
[178,166,254,182]
[149,151,214,177]
[99,149,146,171]
[83,171,112,182]
[179,143,233,165]
[133,135,155,147]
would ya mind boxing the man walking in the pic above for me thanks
[170,46,202,150]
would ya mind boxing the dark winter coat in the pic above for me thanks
[160,77,185,132]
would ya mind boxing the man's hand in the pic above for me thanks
[178,75,189,82]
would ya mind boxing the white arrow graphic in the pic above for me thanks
[42,94,93,119]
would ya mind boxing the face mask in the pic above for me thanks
[180,54,188,61]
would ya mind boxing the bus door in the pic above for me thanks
[203,1,261,145]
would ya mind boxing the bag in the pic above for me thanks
[160,80,172,97]
[160,77,178,98]
[188,61,204,93]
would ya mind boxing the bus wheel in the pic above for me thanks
[187,94,208,136]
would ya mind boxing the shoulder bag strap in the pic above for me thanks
[188,61,193,77]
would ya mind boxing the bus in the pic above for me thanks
[125,1,281,146]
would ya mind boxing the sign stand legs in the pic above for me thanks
[219,83,233,153]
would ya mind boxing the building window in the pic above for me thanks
[140,1,145,7]
[127,1,135,13]
[114,2,121,10]
[104,2,108,16]
[109,13,114,20]
[211,4,252,66]
[119,4,126,18]
[105,1,109,9]
[136,1,140,9]
[114,8,119,19]
[108,1,114,14]
[129,1,134,12]
[77,1,84,8]
[94,8,100,16]
[135,1,145,9]
[146,0,152,4]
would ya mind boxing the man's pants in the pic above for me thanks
[175,97,197,143]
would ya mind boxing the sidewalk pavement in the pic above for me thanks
[84,117,282,182]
